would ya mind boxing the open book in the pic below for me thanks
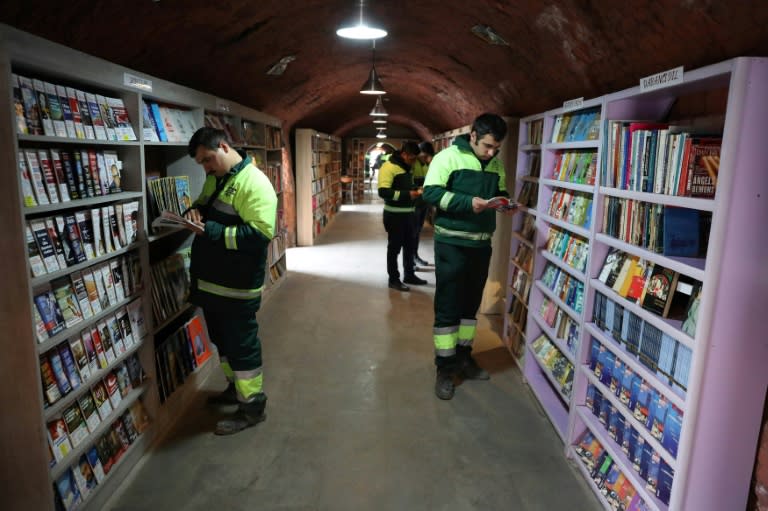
[151,211,204,234]
[487,196,518,212]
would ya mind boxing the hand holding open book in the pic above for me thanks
[486,196,518,212]
[151,210,204,234]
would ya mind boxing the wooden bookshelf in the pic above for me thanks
[516,58,768,510]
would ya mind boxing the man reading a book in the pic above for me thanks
[422,113,517,400]
[184,127,277,435]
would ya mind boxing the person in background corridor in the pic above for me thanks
[422,113,517,399]
[184,127,277,434]
[411,141,435,268]
[378,141,427,291]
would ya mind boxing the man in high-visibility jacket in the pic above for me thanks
[422,113,516,400]
[184,127,277,434]
[411,141,435,267]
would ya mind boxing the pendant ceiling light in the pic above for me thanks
[376,132,387,139]
[372,118,387,124]
[369,96,388,116]
[360,40,385,95]
[336,0,387,40]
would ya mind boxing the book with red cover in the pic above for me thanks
[186,315,212,367]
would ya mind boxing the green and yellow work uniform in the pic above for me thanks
[411,158,430,256]
[378,152,417,283]
[188,154,277,406]
[422,135,507,372]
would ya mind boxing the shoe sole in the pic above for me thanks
[214,413,266,435]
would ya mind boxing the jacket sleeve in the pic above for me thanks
[422,152,474,213]
[377,162,410,204]
[204,171,276,254]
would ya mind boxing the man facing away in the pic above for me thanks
[411,141,435,267]
[378,141,428,291]
[422,113,517,399]
[184,127,277,434]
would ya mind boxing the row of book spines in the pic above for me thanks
[150,251,191,325]
[521,151,541,177]
[517,214,537,243]
[507,293,527,328]
[155,315,213,402]
[512,242,533,270]
[34,256,141,342]
[146,175,191,222]
[539,297,581,356]
[574,428,664,509]
[28,202,139,279]
[602,121,721,198]
[268,257,287,284]
[142,101,198,143]
[53,399,150,511]
[588,343,683,464]
[530,333,575,399]
[13,73,137,141]
[516,181,539,208]
[550,107,601,143]
[525,119,544,145]
[40,307,143,406]
[546,189,593,228]
[545,227,590,273]
[19,147,123,208]
[540,262,585,314]
[510,266,531,300]
[593,292,692,393]
[550,150,597,185]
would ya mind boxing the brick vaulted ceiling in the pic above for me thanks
[1,1,768,139]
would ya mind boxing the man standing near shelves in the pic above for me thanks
[378,141,427,291]
[422,113,516,400]
[411,141,435,267]
[184,127,277,435]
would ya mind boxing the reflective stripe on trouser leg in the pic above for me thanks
[458,319,477,347]
[434,325,458,357]
[234,367,263,402]
[220,357,234,382]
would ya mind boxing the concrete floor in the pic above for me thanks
[108,198,600,511]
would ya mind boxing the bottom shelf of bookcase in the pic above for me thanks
[570,447,615,511]
[523,353,569,442]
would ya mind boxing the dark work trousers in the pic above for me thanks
[383,210,416,282]
[412,204,430,257]
[433,241,492,369]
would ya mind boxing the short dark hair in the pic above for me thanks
[471,113,507,142]
[418,141,435,156]
[401,141,421,156]
[187,127,230,157]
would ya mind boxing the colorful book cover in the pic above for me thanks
[58,343,82,391]
[63,214,88,263]
[96,93,118,141]
[70,273,93,320]
[117,308,135,349]
[54,468,83,511]
[59,150,81,199]
[18,74,43,135]
[97,319,116,364]
[45,216,71,270]
[129,400,150,434]
[82,270,102,315]
[44,81,68,137]
[77,391,101,433]
[58,85,80,138]
[121,411,139,443]
[641,265,678,317]
[75,89,96,140]
[85,91,108,140]
[91,380,113,421]
[40,355,63,404]
[101,206,115,253]
[33,78,55,136]
[52,276,84,329]
[85,445,106,483]
[80,329,100,375]
[107,314,126,355]
[107,96,137,141]
[29,219,60,274]
[73,453,99,500]
[109,258,126,302]
[104,371,123,408]
[102,150,122,193]
[11,73,28,134]
[62,403,89,447]
[34,289,65,337]
[47,418,73,462]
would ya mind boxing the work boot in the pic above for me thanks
[207,382,239,406]
[415,255,430,266]
[403,275,427,285]
[435,369,456,400]
[457,346,490,380]
[214,393,267,435]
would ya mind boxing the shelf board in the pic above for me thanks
[18,134,141,146]
[534,280,583,323]
[530,313,577,364]
[152,302,195,335]
[539,212,591,238]
[545,140,601,150]
[589,279,695,351]
[598,187,716,212]
[519,143,542,151]
[23,191,144,216]
[509,257,532,274]
[31,241,144,288]
[142,141,188,147]
[37,294,143,354]
[594,233,706,282]
[541,178,596,194]
[511,230,535,248]
[584,322,687,412]
[517,205,538,217]
[50,384,148,481]
[582,368,678,470]
[573,409,669,511]
[526,343,572,406]
[520,175,540,183]
[43,341,144,422]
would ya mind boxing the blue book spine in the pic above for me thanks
[48,350,72,395]
[58,344,82,390]
[149,102,168,142]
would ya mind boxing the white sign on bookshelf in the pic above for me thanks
[640,66,684,92]
[562,97,584,112]
[123,73,152,92]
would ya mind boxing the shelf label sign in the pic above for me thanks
[563,97,584,112]
[216,99,231,113]
[640,66,684,92]
[123,73,152,92]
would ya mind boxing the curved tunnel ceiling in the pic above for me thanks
[1,1,768,139]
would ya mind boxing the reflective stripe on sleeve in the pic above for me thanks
[225,226,238,250]
[384,204,415,213]
[439,191,454,210]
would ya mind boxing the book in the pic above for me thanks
[59,85,82,139]
[663,206,700,257]
[96,94,118,141]
[151,210,204,234]
[44,218,69,276]
[107,313,126,355]
[33,78,55,136]
[90,326,109,369]
[52,276,84,328]
[80,328,100,375]
[115,363,133,397]
[97,319,117,364]
[102,150,123,192]
[82,270,103,315]
[62,402,89,447]
[148,101,168,141]
[34,289,65,337]
[40,355,63,404]
[186,315,213,366]
[48,149,72,203]
[18,150,38,207]
[128,400,150,433]
[104,371,123,408]
[73,150,94,197]
[75,89,96,140]
[73,453,99,500]
[486,196,518,212]
[125,353,144,387]
[122,201,140,244]
[141,100,160,142]
[107,96,137,141]
[54,468,82,511]
[63,214,88,263]
[101,206,115,253]
[686,138,722,198]
[682,284,702,337]
[11,73,28,134]
[95,433,116,474]
[91,380,113,420]
[29,219,60,273]
[117,307,135,348]
[18,75,44,135]
[115,203,128,247]
[58,343,83,391]
[85,445,106,483]
[126,299,146,340]
[91,266,110,310]
[85,92,108,140]
[33,306,49,343]
[24,148,52,205]
[641,265,679,317]
[86,149,103,196]
[121,411,139,443]
[39,149,70,204]
[70,272,94,320]
[100,263,118,305]
[44,81,68,137]
[26,225,47,277]
[59,150,82,199]
[69,336,92,383]
[47,418,73,462]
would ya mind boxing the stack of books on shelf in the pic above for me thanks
[145,175,192,231]
[546,189,593,228]
[266,125,282,149]
[19,147,127,207]
[526,119,544,145]
[530,333,574,400]
[27,201,141,279]
[544,227,589,273]
[539,297,581,357]
[550,107,601,143]
[540,262,585,314]
[155,314,212,402]
[142,100,198,143]
[150,249,191,326]
[551,150,597,185]
[602,121,722,198]
[13,74,136,141]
